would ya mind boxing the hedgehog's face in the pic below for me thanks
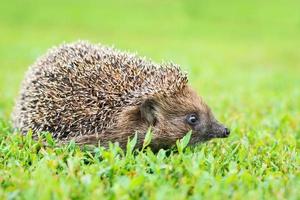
[140,86,230,148]
[183,110,230,144]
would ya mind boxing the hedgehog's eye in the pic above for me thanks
[186,113,199,126]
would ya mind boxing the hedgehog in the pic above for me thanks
[12,41,230,151]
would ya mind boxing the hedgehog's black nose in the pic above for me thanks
[223,127,230,137]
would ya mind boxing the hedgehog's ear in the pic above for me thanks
[140,99,157,125]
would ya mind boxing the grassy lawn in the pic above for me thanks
[0,0,299,199]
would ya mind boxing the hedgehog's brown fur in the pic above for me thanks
[12,41,229,150]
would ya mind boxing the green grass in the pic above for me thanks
[0,0,299,199]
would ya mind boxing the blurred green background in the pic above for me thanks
[1,0,299,119]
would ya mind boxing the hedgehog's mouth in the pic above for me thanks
[207,128,230,139]
[189,127,230,145]
[205,123,230,139]
[207,133,228,139]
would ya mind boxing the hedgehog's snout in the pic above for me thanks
[208,121,230,139]
[223,127,230,137]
